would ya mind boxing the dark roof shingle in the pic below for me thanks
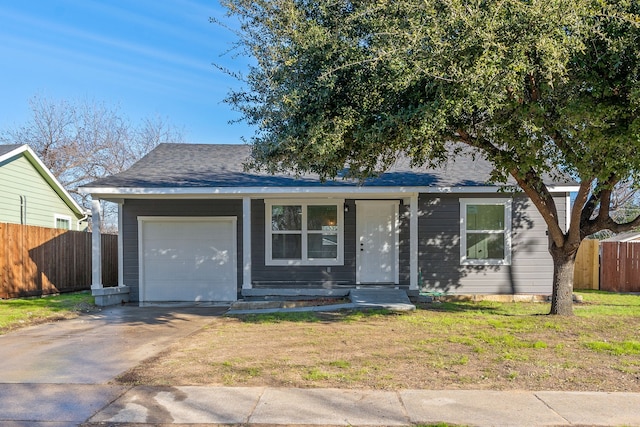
[84,143,575,189]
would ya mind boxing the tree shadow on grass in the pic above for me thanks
[229,308,403,324]
[229,301,552,323]
[417,300,550,316]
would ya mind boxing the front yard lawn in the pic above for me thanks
[116,291,640,392]
[0,291,95,334]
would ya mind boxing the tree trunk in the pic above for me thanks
[549,244,578,316]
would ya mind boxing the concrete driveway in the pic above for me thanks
[0,304,227,384]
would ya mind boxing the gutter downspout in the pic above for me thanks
[19,195,27,224]
[78,209,90,231]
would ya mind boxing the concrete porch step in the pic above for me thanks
[349,289,415,311]
[227,289,415,315]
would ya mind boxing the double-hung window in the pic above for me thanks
[460,198,512,265]
[266,200,343,265]
[54,214,71,230]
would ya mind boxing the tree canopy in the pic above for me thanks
[220,0,640,314]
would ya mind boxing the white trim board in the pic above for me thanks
[81,185,579,199]
[264,199,345,267]
[459,198,513,266]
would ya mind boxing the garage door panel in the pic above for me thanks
[140,218,237,302]
[142,279,232,302]
[145,221,220,241]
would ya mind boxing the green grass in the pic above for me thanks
[240,311,322,323]
[574,290,640,316]
[235,308,396,324]
[231,292,640,325]
[0,292,94,334]
[584,340,640,355]
[304,368,332,381]
[328,360,351,369]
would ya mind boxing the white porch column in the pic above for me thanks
[242,196,252,289]
[91,199,102,290]
[565,193,571,233]
[117,201,124,287]
[409,194,419,291]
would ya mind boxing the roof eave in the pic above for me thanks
[81,184,580,200]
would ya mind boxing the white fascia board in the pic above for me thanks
[545,186,580,193]
[82,184,579,199]
[0,145,29,164]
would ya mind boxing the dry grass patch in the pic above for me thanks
[116,292,640,391]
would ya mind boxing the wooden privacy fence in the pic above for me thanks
[0,223,117,299]
[600,241,640,292]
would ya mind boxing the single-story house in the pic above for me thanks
[0,144,88,230]
[80,143,577,306]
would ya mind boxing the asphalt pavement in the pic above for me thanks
[0,304,638,426]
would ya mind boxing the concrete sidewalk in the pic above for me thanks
[1,385,627,426]
[82,387,640,426]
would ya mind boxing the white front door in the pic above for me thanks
[356,201,399,284]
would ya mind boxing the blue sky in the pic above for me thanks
[0,0,253,144]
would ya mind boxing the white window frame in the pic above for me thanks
[54,214,72,230]
[460,198,512,266]
[265,199,344,266]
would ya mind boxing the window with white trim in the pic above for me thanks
[54,214,71,230]
[265,200,343,265]
[460,198,512,265]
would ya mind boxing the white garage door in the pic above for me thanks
[139,217,237,303]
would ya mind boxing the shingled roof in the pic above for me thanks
[83,143,575,190]
[0,144,24,158]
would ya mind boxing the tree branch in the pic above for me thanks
[455,128,566,247]
[571,179,594,241]
[509,169,565,247]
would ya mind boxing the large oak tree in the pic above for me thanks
[219,0,640,315]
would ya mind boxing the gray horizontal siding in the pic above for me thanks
[119,192,568,300]
[121,199,243,302]
[418,193,565,294]
[251,199,357,287]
